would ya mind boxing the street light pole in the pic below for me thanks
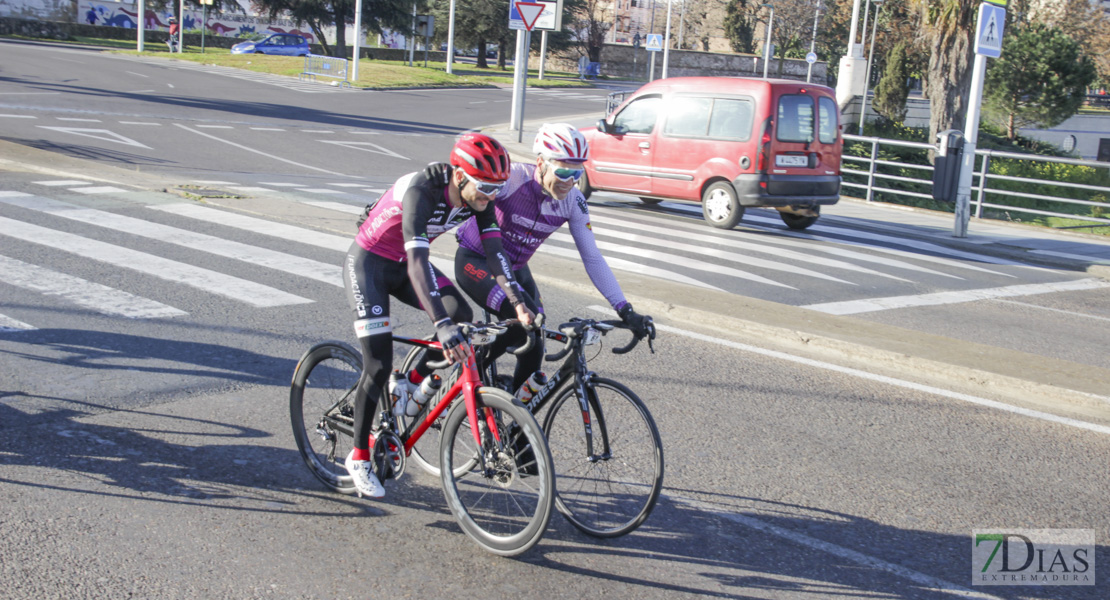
[762,3,774,79]
[857,0,883,135]
[806,2,821,83]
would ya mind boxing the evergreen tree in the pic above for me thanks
[873,40,910,124]
[723,0,756,54]
[983,23,1096,139]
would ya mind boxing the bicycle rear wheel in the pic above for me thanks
[290,342,361,494]
[440,388,554,557]
[543,377,664,537]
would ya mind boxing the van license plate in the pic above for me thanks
[775,155,808,167]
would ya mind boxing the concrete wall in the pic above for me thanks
[534,44,828,85]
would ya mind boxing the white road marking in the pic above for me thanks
[303,130,334,134]
[0,313,36,331]
[993,298,1110,322]
[590,213,900,281]
[327,183,374,188]
[548,231,797,288]
[303,201,363,214]
[34,180,93,187]
[37,127,151,149]
[801,278,1110,315]
[0,114,37,118]
[592,306,1110,434]
[149,203,351,252]
[349,131,380,135]
[119,121,161,126]
[225,186,275,193]
[176,124,351,177]
[595,205,961,279]
[542,246,724,290]
[167,83,175,88]
[0,254,186,319]
[191,180,236,185]
[0,216,312,308]
[57,117,102,122]
[257,182,302,187]
[295,188,346,195]
[251,127,285,131]
[318,140,408,160]
[125,71,150,78]
[71,186,129,194]
[196,124,234,129]
[0,196,343,288]
[668,495,1006,600]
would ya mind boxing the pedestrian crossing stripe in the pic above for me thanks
[0,216,312,308]
[0,254,186,319]
[0,312,36,331]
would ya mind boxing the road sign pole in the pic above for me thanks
[510,29,527,137]
[538,30,547,80]
[955,52,987,238]
[351,0,363,82]
[446,0,457,74]
[662,0,673,79]
[137,0,145,51]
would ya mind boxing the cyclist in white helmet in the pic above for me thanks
[451,123,654,395]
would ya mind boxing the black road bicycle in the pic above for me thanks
[400,316,664,538]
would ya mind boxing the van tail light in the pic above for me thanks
[757,129,772,172]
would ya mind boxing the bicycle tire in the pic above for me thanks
[543,377,664,538]
[290,341,362,494]
[440,388,555,557]
[397,340,473,477]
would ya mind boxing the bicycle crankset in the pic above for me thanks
[373,430,406,481]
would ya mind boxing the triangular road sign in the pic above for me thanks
[515,2,544,31]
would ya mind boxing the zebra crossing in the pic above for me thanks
[0,181,1095,333]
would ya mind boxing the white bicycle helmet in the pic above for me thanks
[533,123,589,163]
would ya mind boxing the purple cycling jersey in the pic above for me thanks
[455,162,627,311]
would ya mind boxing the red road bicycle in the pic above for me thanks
[289,321,555,557]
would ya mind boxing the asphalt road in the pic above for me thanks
[1,38,1107,599]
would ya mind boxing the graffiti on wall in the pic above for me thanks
[74,0,315,42]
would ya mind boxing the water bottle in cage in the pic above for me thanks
[515,372,547,410]
[407,374,442,417]
[388,371,412,416]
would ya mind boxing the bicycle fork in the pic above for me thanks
[574,370,611,462]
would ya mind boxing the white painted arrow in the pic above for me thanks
[37,127,151,149]
[318,140,409,160]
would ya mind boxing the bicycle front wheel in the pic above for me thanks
[543,377,664,538]
[440,388,554,557]
[290,341,361,494]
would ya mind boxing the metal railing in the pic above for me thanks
[299,54,350,86]
[841,133,1110,232]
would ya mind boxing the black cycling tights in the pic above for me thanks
[345,243,472,451]
[454,247,543,393]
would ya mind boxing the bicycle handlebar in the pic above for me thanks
[543,317,656,361]
[426,317,543,370]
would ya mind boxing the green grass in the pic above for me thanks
[3,33,594,89]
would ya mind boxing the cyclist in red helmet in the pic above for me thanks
[342,133,534,498]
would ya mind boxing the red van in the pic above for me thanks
[579,77,843,229]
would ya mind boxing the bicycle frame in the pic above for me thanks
[390,336,502,457]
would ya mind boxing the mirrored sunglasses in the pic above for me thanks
[547,160,584,182]
[462,171,505,196]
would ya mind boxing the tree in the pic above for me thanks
[723,0,758,54]
[429,0,511,68]
[917,0,978,145]
[982,23,1096,139]
[568,0,611,63]
[873,40,910,123]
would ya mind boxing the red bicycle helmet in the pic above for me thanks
[450,133,511,183]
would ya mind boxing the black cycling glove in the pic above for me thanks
[435,319,466,353]
[618,303,653,339]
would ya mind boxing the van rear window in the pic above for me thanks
[663,96,753,141]
[776,95,815,143]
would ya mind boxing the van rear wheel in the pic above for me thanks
[702,182,744,229]
[780,209,820,230]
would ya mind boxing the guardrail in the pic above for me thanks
[842,133,1110,232]
[299,54,350,86]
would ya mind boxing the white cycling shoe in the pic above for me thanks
[344,450,385,499]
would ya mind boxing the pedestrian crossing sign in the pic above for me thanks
[975,2,1005,58]
[645,34,663,52]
